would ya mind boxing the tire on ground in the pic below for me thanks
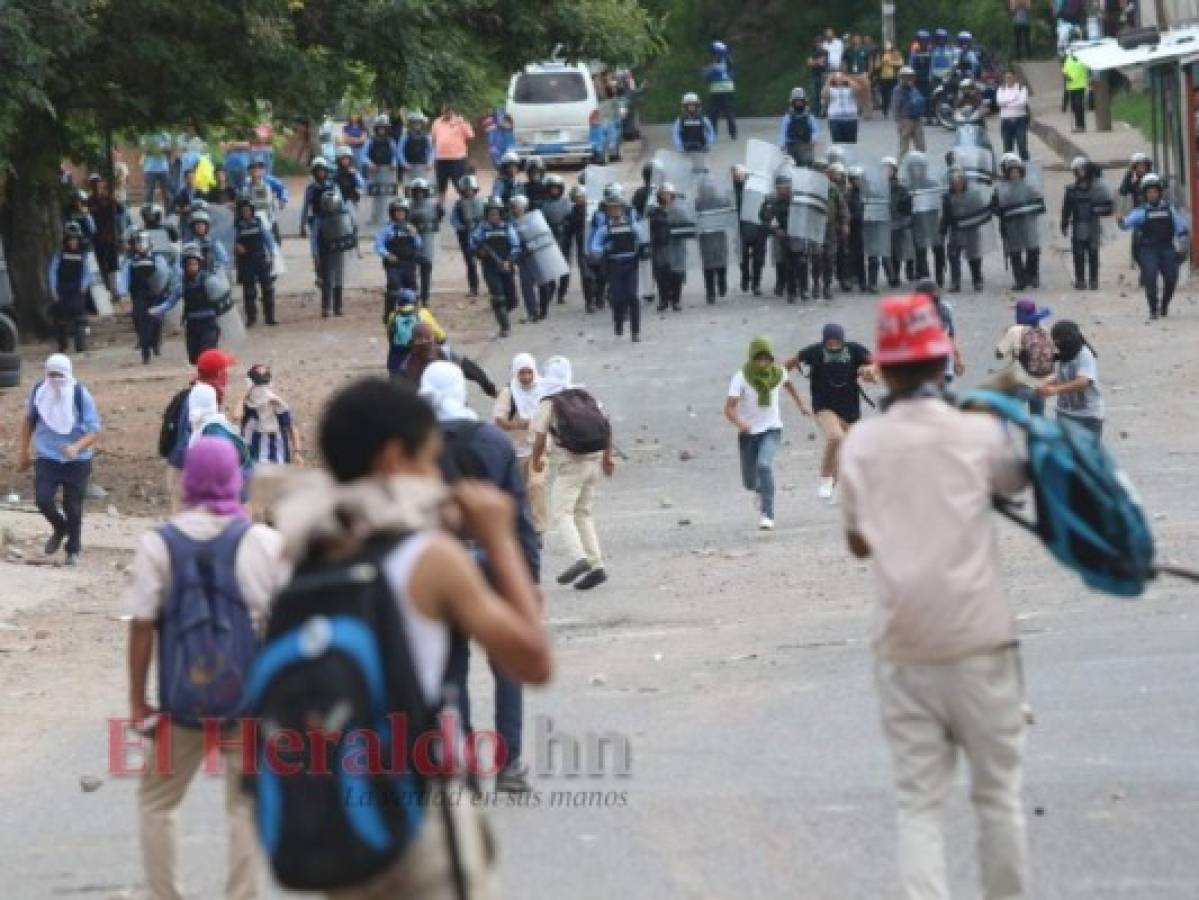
[0,312,18,353]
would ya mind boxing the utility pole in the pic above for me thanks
[882,0,896,48]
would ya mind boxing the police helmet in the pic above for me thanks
[1000,153,1024,173]
[731,164,748,178]
[525,155,546,173]
[407,111,428,125]
[569,185,587,202]
[190,209,211,228]
[63,222,84,240]
[1130,151,1151,166]
[484,197,506,214]
[1070,155,1092,174]
[602,182,625,204]
[899,66,915,77]
[681,92,701,106]
[458,174,479,193]
[904,151,927,166]
[75,190,89,204]
[388,197,410,215]
[181,243,205,263]
[545,173,565,190]
[827,162,846,177]
[1141,173,1163,191]
[933,27,948,40]
[847,165,865,180]
[957,30,972,44]
[881,157,899,171]
[641,161,656,183]
[393,287,419,309]
[790,87,806,103]
[374,113,391,128]
[959,78,975,92]
[774,172,792,187]
[500,150,521,168]
[710,40,728,55]
[192,198,209,214]
[409,177,431,194]
[916,28,931,41]
[140,203,163,228]
[310,156,330,172]
[335,145,354,160]
[509,194,530,214]
[657,181,677,197]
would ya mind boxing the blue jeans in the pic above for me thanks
[738,428,781,518]
[1138,242,1179,314]
[142,170,172,208]
[34,458,92,554]
[445,643,524,767]
[1000,116,1029,160]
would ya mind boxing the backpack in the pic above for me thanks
[961,390,1199,596]
[548,389,611,455]
[156,519,256,724]
[158,387,192,463]
[244,537,464,892]
[1018,326,1055,377]
[390,311,418,349]
[438,420,490,482]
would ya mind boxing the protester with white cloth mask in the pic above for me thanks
[492,352,547,534]
[17,354,103,566]
[187,382,253,491]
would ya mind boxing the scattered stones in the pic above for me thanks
[589,674,607,687]
[79,775,104,793]
[678,449,696,461]
[659,497,673,509]
[652,653,663,662]
[677,518,692,527]
[106,505,120,518]
[1110,788,1126,802]
[1034,805,1045,816]
[33,630,50,640]
[6,548,25,561]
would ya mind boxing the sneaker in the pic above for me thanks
[556,559,592,585]
[816,477,835,500]
[44,529,66,556]
[758,516,775,531]
[495,762,532,794]
[574,568,608,591]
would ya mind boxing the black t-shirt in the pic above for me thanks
[798,341,872,421]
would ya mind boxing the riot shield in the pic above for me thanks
[953,123,990,150]
[862,170,892,259]
[410,199,440,264]
[827,144,859,170]
[742,140,787,225]
[583,164,618,244]
[947,186,997,258]
[206,272,247,347]
[86,253,114,318]
[901,154,945,250]
[652,150,698,220]
[695,173,739,269]
[638,253,655,300]
[950,145,994,186]
[208,204,236,269]
[320,194,358,253]
[788,166,828,244]
[368,165,399,198]
[516,210,570,285]
[148,256,172,297]
[685,150,710,176]
[994,177,1048,253]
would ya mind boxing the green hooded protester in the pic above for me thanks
[724,336,810,531]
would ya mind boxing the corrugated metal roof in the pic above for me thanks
[1070,27,1199,72]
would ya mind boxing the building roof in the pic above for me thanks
[1069,27,1199,72]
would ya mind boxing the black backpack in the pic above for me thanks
[243,538,460,892]
[438,420,489,483]
[549,389,610,454]
[158,387,191,459]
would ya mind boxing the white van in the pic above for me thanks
[506,62,623,166]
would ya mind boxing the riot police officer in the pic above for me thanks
[152,244,223,363]
[118,231,167,363]
[450,174,484,296]
[366,114,399,227]
[589,186,646,341]
[233,197,278,327]
[521,156,550,211]
[408,177,442,305]
[1061,156,1113,291]
[732,164,767,296]
[993,153,1046,291]
[186,207,229,274]
[469,197,520,337]
[672,93,716,153]
[760,172,807,302]
[780,87,819,167]
[1120,173,1190,319]
[491,150,522,208]
[541,173,573,306]
[48,223,93,354]
[398,111,434,184]
[332,145,365,213]
[374,196,423,317]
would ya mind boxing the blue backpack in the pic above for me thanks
[963,390,1199,596]
[156,519,257,724]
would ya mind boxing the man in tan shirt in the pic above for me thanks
[839,294,1031,900]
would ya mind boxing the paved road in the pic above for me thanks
[4,118,1199,899]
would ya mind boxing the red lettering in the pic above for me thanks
[307,727,340,776]
[107,715,173,776]
[465,729,505,778]
[264,728,303,777]
[342,729,383,776]
[412,710,460,777]
[202,718,258,774]
[386,713,410,775]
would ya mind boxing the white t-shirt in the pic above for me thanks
[728,370,784,434]
[824,38,845,71]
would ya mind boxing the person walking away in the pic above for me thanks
[1061,156,1112,290]
[732,165,767,295]
[384,289,447,376]
[997,70,1031,160]
[840,292,1031,900]
[1119,172,1189,319]
[807,39,830,118]
[1062,48,1089,132]
[530,357,614,589]
[910,28,935,123]
[589,188,645,341]
[984,298,1054,414]
[87,175,124,296]
[1011,0,1033,59]
[240,364,302,466]
[725,337,809,530]
[780,88,819,167]
[18,355,101,566]
[140,131,174,209]
[470,198,520,337]
[705,40,737,138]
[125,436,285,900]
[673,93,716,153]
[118,230,166,363]
[823,73,861,144]
[648,183,688,312]
[994,153,1046,290]
[878,43,905,119]
[374,197,423,320]
[431,104,476,202]
[232,198,278,327]
[420,360,542,793]
[451,174,485,298]
[262,377,549,897]
[493,353,548,535]
[1037,320,1105,438]
[48,223,94,353]
[786,325,872,503]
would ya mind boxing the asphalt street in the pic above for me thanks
[3,117,1199,899]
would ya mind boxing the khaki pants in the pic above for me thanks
[875,646,1029,900]
[517,455,549,534]
[898,119,926,157]
[551,454,603,567]
[815,410,851,478]
[138,723,260,899]
[328,786,499,900]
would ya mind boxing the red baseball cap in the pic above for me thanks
[195,349,237,379]
[874,294,955,366]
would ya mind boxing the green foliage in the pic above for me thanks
[1113,91,1153,141]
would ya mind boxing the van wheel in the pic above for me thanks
[0,352,21,388]
[0,312,17,353]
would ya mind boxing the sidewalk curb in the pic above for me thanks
[1016,61,1128,171]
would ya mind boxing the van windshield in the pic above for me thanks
[513,72,589,104]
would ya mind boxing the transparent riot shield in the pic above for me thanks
[695,173,739,269]
[995,175,1048,254]
[410,200,440,265]
[947,186,997,258]
[950,145,995,186]
[583,164,618,244]
[862,170,893,259]
[902,154,945,250]
[742,139,787,225]
[205,271,247,346]
[826,144,859,171]
[86,252,114,317]
[207,204,236,268]
[368,164,399,227]
[652,150,699,220]
[787,166,828,244]
[953,123,990,150]
[516,210,570,285]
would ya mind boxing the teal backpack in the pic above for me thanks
[963,390,1198,597]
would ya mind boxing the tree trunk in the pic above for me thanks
[0,111,67,340]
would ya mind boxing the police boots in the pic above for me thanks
[773,266,786,297]
[970,259,984,292]
[263,289,278,326]
[703,270,717,304]
[866,258,881,293]
[582,278,595,314]
[797,260,810,301]
[882,258,901,289]
[1025,249,1041,289]
[333,287,344,316]
[1008,254,1026,291]
[947,254,962,293]
[716,267,727,297]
